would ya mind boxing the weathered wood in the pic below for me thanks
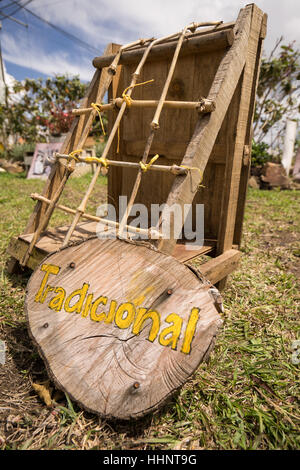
[30,193,161,238]
[198,249,241,285]
[55,154,189,175]
[93,29,234,68]
[7,224,217,272]
[157,6,252,254]
[26,237,222,419]
[234,12,267,247]
[217,5,264,257]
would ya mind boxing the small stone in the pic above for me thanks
[248,175,259,189]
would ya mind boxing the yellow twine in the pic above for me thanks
[66,150,109,168]
[180,165,205,190]
[139,154,159,172]
[67,148,84,162]
[121,78,154,107]
[84,155,110,167]
[117,78,154,153]
[91,102,106,136]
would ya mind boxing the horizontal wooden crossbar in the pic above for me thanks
[55,154,189,175]
[72,98,216,115]
[30,193,162,239]
[199,249,241,284]
[93,28,234,68]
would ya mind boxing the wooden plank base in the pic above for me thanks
[7,220,240,285]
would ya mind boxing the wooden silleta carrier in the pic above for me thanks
[7,4,267,419]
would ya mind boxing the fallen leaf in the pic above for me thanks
[32,382,53,407]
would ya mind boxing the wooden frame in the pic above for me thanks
[7,4,266,290]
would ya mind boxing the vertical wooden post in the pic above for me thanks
[216,4,265,290]
[233,12,267,249]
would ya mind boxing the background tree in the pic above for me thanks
[253,39,299,163]
[0,75,89,145]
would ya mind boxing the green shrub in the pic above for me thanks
[251,140,273,167]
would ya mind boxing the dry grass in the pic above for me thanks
[0,172,299,450]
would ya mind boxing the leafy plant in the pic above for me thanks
[254,40,300,155]
[0,75,88,144]
[251,140,273,167]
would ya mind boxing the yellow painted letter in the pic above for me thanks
[90,296,108,322]
[158,314,183,350]
[115,302,135,329]
[48,287,66,312]
[132,308,160,342]
[35,264,60,303]
[106,300,117,324]
[64,283,89,314]
[181,308,200,355]
[82,294,93,318]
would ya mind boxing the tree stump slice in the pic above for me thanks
[26,237,222,419]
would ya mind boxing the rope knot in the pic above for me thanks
[91,102,106,136]
[139,154,159,172]
[68,149,84,162]
[180,165,205,191]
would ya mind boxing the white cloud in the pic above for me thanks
[33,0,300,53]
[3,0,300,79]
[2,30,94,81]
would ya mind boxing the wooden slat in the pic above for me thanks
[8,221,217,270]
[124,141,230,163]
[198,249,241,285]
[217,4,264,256]
[234,10,267,247]
[172,242,215,263]
[93,29,234,68]
[157,6,252,255]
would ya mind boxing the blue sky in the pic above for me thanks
[1,0,300,83]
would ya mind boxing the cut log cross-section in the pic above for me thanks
[26,237,222,419]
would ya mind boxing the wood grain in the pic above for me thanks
[26,237,222,419]
[93,29,234,68]
[157,6,252,255]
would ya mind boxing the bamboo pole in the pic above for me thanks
[118,24,192,236]
[93,26,233,69]
[61,29,184,248]
[55,153,189,175]
[20,166,74,266]
[19,39,150,266]
[151,25,189,130]
[72,97,216,115]
[30,194,161,239]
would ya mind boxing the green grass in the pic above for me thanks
[0,173,299,450]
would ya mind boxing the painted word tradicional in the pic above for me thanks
[34,263,201,355]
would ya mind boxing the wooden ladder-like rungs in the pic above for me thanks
[55,154,190,175]
[30,193,162,240]
[72,98,216,115]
